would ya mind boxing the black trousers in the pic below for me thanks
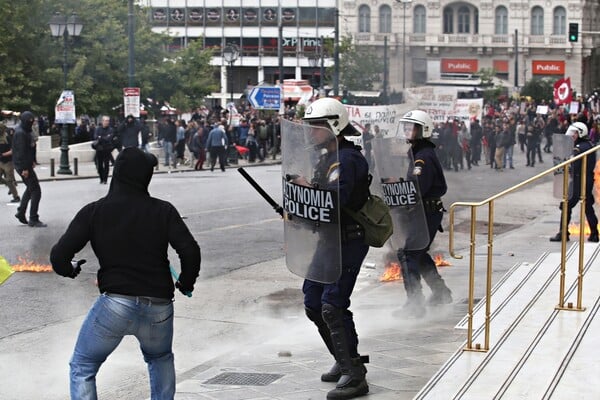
[17,168,41,220]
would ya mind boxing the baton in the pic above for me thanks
[237,167,284,217]
[169,265,192,297]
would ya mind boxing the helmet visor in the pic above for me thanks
[398,121,420,140]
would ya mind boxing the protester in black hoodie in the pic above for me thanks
[50,147,201,399]
[12,111,45,227]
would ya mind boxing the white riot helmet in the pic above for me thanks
[398,110,434,140]
[303,97,361,136]
[565,121,588,139]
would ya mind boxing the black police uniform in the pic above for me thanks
[399,138,452,313]
[303,137,371,398]
[550,137,599,242]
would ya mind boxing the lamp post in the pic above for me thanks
[399,0,412,89]
[49,12,83,175]
[223,44,239,104]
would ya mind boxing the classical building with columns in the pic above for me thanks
[144,0,600,105]
[343,0,600,96]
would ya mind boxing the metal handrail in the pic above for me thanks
[448,145,598,352]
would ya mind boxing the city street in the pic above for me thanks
[0,149,567,399]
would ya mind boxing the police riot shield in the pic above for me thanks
[553,133,574,198]
[371,136,430,251]
[280,119,341,284]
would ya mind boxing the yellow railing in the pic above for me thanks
[448,145,598,352]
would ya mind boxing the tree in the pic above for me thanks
[334,36,384,91]
[520,78,554,103]
[0,0,219,120]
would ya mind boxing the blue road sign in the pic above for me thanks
[249,86,281,110]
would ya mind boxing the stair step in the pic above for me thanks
[416,242,600,400]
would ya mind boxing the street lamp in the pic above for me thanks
[399,0,412,89]
[223,44,239,104]
[49,12,83,175]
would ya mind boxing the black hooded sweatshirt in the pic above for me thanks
[12,111,35,172]
[50,147,200,298]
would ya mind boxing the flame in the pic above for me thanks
[11,256,53,273]
[568,222,599,236]
[434,254,452,267]
[380,262,403,282]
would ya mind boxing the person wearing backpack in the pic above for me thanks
[397,110,453,317]
[295,97,371,400]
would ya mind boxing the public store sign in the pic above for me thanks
[55,90,76,124]
[123,87,141,118]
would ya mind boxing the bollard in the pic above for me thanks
[73,158,78,176]
[50,158,55,177]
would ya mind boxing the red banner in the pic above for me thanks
[553,78,572,106]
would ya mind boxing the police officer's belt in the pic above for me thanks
[423,198,445,213]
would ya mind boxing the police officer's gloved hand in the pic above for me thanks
[69,259,86,279]
[175,280,193,297]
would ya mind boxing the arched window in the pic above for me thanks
[458,6,470,33]
[495,6,508,35]
[359,5,370,33]
[414,5,426,34]
[553,7,566,35]
[531,6,544,35]
[443,8,454,33]
[379,5,392,33]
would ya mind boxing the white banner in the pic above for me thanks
[55,90,76,124]
[123,87,141,118]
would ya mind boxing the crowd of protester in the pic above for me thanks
[431,94,600,172]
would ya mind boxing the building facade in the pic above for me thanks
[144,0,337,105]
[344,0,600,96]
[144,0,600,104]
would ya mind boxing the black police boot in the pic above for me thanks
[322,304,369,400]
[428,285,453,306]
[550,232,569,242]
[589,232,599,243]
[305,307,341,382]
[402,293,426,318]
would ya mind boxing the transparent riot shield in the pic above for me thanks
[553,133,574,198]
[280,119,341,284]
[371,136,430,251]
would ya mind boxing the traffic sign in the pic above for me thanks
[249,86,281,110]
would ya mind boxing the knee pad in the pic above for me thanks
[321,303,344,328]
[305,307,322,323]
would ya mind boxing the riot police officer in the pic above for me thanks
[549,122,599,242]
[297,97,371,399]
[397,110,452,316]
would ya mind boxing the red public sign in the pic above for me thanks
[532,60,565,75]
[441,59,478,73]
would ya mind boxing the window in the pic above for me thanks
[443,8,454,33]
[414,5,426,34]
[495,6,508,34]
[359,5,370,33]
[458,6,470,33]
[379,5,392,33]
[531,6,544,35]
[553,7,566,35]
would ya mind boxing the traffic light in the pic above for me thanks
[569,23,579,42]
[341,90,349,104]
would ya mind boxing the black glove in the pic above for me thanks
[175,280,193,297]
[69,259,86,279]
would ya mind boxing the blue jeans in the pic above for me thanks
[163,141,175,167]
[503,145,514,168]
[70,294,175,400]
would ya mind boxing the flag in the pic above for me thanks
[0,256,14,285]
[553,78,572,106]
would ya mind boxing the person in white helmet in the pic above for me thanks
[397,110,453,316]
[298,97,371,400]
[549,121,599,242]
